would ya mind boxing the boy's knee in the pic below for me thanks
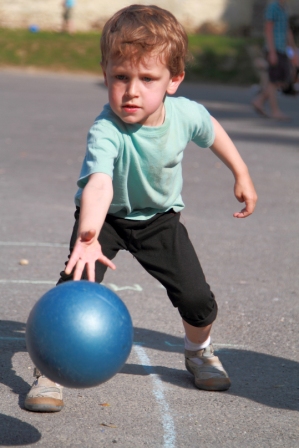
[174,289,218,327]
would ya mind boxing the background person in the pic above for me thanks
[252,0,299,120]
[62,0,75,34]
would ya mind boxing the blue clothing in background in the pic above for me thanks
[65,0,75,8]
[265,1,289,53]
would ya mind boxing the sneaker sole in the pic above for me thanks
[185,363,231,391]
[194,377,231,391]
[25,398,64,412]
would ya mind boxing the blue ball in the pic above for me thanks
[26,281,133,388]
[28,25,39,33]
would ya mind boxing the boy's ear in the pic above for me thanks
[166,72,185,95]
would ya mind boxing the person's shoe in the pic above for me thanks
[24,368,64,412]
[185,344,231,391]
[270,112,291,122]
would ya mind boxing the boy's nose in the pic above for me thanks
[125,81,139,97]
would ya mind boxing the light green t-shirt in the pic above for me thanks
[75,96,215,220]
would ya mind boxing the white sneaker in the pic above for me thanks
[25,368,64,412]
[185,344,231,391]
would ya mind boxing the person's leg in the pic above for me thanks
[126,211,230,391]
[182,321,212,344]
[252,81,287,118]
[25,211,83,410]
[61,7,68,33]
[25,210,126,412]
[252,52,291,119]
[252,84,270,116]
[124,212,217,323]
[252,52,271,116]
[267,82,289,119]
[64,7,75,34]
[267,53,291,120]
[66,17,74,34]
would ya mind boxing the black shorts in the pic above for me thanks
[268,52,290,84]
[58,208,218,327]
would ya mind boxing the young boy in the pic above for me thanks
[25,4,257,412]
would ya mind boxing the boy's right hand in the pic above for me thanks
[64,229,116,282]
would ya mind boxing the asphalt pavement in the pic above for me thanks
[0,69,298,448]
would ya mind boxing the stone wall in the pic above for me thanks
[0,0,298,33]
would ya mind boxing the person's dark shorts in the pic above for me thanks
[58,208,218,328]
[63,7,73,21]
[267,51,291,84]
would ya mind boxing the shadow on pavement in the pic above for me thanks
[1,321,298,414]
[0,320,30,410]
[123,327,299,412]
[0,414,41,446]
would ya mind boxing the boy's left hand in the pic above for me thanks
[233,175,257,218]
[210,117,257,218]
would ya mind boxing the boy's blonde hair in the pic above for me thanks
[100,4,189,76]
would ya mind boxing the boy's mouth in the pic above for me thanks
[122,104,140,112]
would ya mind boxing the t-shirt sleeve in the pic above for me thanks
[77,119,121,189]
[189,102,215,148]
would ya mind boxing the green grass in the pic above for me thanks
[0,28,101,73]
[0,28,259,84]
[186,34,259,84]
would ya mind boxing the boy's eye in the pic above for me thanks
[143,77,152,83]
[115,75,126,81]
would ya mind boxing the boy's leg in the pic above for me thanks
[25,210,126,412]
[182,321,230,391]
[183,320,212,344]
[126,211,230,391]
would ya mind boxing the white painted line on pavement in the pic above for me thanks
[0,336,25,341]
[0,280,56,285]
[0,280,143,291]
[0,241,68,248]
[134,345,176,448]
[105,283,143,292]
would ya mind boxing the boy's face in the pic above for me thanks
[103,54,184,126]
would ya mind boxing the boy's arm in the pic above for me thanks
[210,117,257,218]
[65,172,116,281]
